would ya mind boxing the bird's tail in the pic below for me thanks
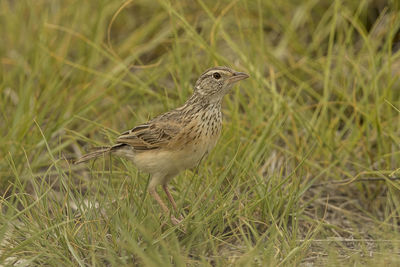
[74,147,111,164]
[74,144,128,164]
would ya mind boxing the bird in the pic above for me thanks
[75,66,249,225]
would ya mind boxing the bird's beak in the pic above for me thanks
[228,71,250,84]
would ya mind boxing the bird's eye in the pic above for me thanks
[213,72,221,79]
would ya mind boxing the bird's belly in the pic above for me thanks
[131,137,218,176]
[176,140,215,170]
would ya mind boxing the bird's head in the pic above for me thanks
[194,66,249,103]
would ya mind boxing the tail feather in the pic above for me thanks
[74,147,111,164]
[74,144,128,164]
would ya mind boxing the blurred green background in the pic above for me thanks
[1,0,400,265]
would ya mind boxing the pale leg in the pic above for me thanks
[148,186,170,214]
[162,185,178,212]
[163,185,184,222]
[149,186,181,225]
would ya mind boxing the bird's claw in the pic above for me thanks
[171,215,183,225]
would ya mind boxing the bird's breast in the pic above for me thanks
[173,108,222,169]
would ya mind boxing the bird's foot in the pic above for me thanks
[171,214,184,225]
[171,215,186,233]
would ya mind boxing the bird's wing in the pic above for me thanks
[116,121,181,150]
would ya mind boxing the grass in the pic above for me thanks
[1,0,400,265]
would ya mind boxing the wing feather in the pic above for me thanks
[116,122,181,150]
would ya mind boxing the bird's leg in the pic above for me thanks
[148,186,170,215]
[162,185,178,211]
[148,186,181,225]
[163,185,184,222]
